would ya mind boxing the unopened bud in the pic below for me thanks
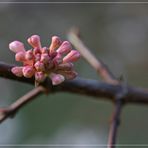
[34,61,45,71]
[11,67,23,77]
[35,72,46,82]
[15,51,26,61]
[49,73,65,85]
[57,70,78,80]
[41,47,48,54]
[40,53,50,63]
[9,41,25,53]
[35,53,41,62]
[57,41,71,55]
[57,63,73,71]
[25,50,34,60]
[33,47,41,54]
[27,35,41,48]
[49,36,62,53]
[53,53,62,66]
[63,50,80,63]
[22,66,35,78]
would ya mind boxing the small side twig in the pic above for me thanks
[107,83,127,148]
[107,98,123,148]
[67,28,119,84]
[0,86,46,123]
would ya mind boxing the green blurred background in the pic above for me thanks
[0,1,148,147]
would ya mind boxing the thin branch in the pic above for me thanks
[107,99,122,148]
[0,86,46,123]
[67,28,119,84]
[107,83,127,148]
[0,62,148,105]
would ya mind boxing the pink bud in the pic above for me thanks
[25,50,34,60]
[35,72,46,82]
[11,67,23,77]
[22,66,35,78]
[27,35,41,48]
[15,51,26,61]
[33,47,41,54]
[57,41,71,55]
[49,73,65,85]
[34,61,45,71]
[9,41,25,53]
[57,63,73,71]
[49,36,62,53]
[40,53,50,63]
[50,51,57,59]
[53,53,62,66]
[35,53,41,62]
[57,70,78,80]
[63,50,80,63]
[41,47,48,54]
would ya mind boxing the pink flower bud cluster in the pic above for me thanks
[9,35,80,85]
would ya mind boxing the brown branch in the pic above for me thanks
[0,86,46,123]
[67,28,119,84]
[0,62,148,105]
[107,84,127,148]
[108,99,122,148]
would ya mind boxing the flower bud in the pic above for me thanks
[63,50,80,63]
[22,66,35,78]
[34,61,45,71]
[33,47,41,54]
[57,41,71,55]
[49,36,62,53]
[27,35,41,48]
[50,51,57,59]
[35,53,41,62]
[35,72,46,82]
[41,47,48,54]
[40,53,50,63]
[15,51,26,61]
[57,70,78,80]
[25,50,34,60]
[11,67,23,77]
[57,63,73,71]
[49,73,65,85]
[9,41,25,53]
[53,53,62,66]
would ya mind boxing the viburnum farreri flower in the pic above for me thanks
[9,35,80,86]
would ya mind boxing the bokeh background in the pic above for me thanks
[0,1,148,147]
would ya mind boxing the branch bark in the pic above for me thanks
[0,86,46,123]
[0,62,148,105]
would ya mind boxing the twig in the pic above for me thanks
[107,83,127,148]
[107,98,123,148]
[67,28,119,84]
[0,62,148,105]
[0,86,46,123]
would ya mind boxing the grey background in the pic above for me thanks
[0,1,148,146]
